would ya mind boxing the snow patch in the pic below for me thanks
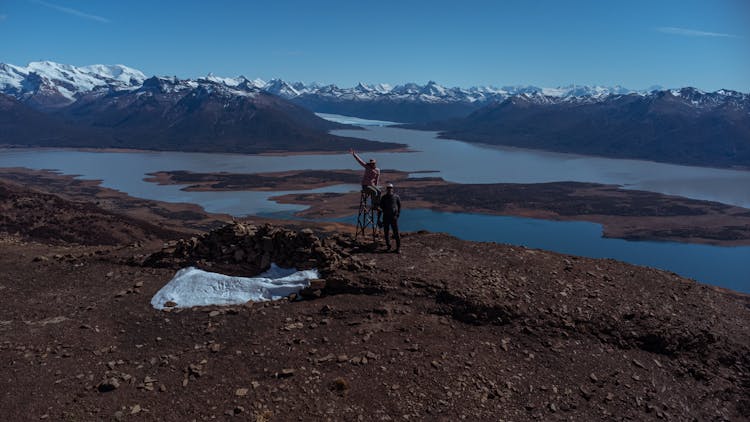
[151,264,318,309]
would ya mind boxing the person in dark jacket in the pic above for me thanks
[379,183,401,253]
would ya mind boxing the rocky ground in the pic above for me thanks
[1,179,749,421]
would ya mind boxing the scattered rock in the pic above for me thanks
[500,338,510,351]
[276,368,295,378]
[187,363,204,378]
[97,378,120,392]
[283,322,303,331]
[331,377,350,395]
[316,354,334,363]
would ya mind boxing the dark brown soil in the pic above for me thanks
[0,177,748,421]
[0,179,183,246]
[0,168,230,235]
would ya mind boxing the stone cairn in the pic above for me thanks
[143,222,364,298]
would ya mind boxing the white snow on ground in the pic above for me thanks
[151,264,318,309]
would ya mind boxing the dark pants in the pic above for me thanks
[362,185,381,207]
[383,217,400,250]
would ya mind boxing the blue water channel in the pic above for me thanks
[397,209,749,293]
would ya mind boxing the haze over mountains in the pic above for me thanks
[1,61,749,166]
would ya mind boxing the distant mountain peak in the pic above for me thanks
[0,60,147,108]
[1,60,747,117]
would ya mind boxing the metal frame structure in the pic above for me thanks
[355,189,378,242]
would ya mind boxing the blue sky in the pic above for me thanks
[1,0,748,91]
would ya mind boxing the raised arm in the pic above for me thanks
[350,148,366,168]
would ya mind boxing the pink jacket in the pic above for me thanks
[353,153,380,186]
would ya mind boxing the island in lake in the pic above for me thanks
[144,169,750,246]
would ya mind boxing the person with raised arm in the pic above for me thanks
[350,148,381,209]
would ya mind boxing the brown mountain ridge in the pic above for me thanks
[0,77,405,154]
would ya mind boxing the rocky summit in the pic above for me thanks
[0,183,749,421]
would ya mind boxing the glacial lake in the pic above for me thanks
[0,115,748,292]
[396,210,749,293]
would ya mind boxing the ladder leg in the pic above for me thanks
[355,191,368,240]
[355,190,379,243]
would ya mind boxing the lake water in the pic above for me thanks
[397,209,749,293]
[1,115,748,292]
[330,126,750,208]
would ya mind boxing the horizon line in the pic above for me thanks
[1,59,747,94]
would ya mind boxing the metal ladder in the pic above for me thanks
[355,189,378,242]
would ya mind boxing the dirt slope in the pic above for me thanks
[0,183,748,421]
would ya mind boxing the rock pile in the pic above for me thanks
[143,222,364,295]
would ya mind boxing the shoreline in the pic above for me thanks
[0,168,357,236]
[0,144,413,157]
[2,166,749,295]
[4,165,750,247]
[144,169,750,247]
[428,132,750,173]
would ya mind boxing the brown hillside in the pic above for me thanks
[0,182,748,421]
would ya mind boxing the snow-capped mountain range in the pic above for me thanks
[0,61,405,155]
[1,61,748,168]
[4,60,746,112]
[0,61,146,107]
